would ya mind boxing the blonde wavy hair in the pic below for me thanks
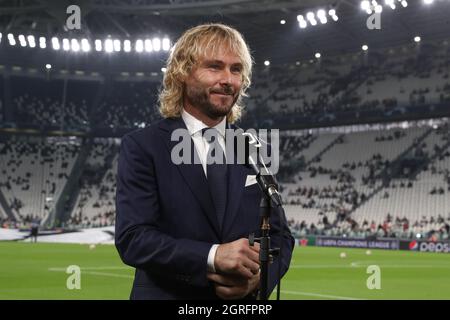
[158,23,253,123]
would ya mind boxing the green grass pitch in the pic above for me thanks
[0,242,449,300]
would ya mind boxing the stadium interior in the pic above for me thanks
[0,0,450,244]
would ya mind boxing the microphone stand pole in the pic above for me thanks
[258,193,272,300]
[249,173,281,301]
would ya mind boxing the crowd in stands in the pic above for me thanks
[4,76,160,130]
[0,40,449,241]
[94,81,161,129]
[242,40,450,128]
[0,135,80,221]
[281,120,450,239]
[288,213,450,241]
[277,133,315,181]
[1,123,449,240]
[0,215,41,229]
[10,78,94,129]
[0,40,447,132]
[67,138,118,228]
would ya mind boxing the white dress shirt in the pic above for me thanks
[181,109,226,273]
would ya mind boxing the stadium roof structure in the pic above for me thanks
[0,0,450,67]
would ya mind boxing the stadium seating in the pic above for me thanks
[0,39,449,240]
[93,81,161,129]
[0,135,81,222]
[69,138,119,228]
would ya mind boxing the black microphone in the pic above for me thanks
[241,130,283,207]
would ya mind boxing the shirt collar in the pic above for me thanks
[181,108,226,139]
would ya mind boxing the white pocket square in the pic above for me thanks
[245,175,257,187]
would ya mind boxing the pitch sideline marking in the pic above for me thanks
[281,290,364,300]
[48,266,134,279]
[48,266,130,271]
[289,264,450,269]
[79,271,134,279]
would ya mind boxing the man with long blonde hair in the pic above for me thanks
[116,23,293,300]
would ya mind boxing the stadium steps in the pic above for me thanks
[348,127,434,215]
[412,138,450,179]
[329,65,372,106]
[307,134,345,166]
[0,188,16,221]
[65,140,118,224]
[44,140,94,227]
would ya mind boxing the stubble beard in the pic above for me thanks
[186,85,239,120]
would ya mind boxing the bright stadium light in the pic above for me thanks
[280,19,286,24]
[39,37,46,49]
[71,39,80,52]
[317,9,326,18]
[299,20,307,28]
[414,36,421,43]
[124,39,131,52]
[329,8,339,21]
[317,10,327,24]
[145,39,153,52]
[161,67,167,73]
[306,12,315,21]
[135,39,144,52]
[423,0,434,4]
[62,38,70,51]
[162,38,170,51]
[297,14,305,22]
[52,37,60,50]
[8,33,16,46]
[361,0,371,10]
[401,0,408,7]
[113,39,121,52]
[362,44,368,51]
[105,39,113,53]
[45,63,51,70]
[152,38,161,52]
[310,18,318,26]
[315,52,321,59]
[18,34,26,47]
[81,38,90,52]
[264,60,270,66]
[95,39,102,51]
[27,35,36,48]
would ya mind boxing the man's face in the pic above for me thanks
[184,47,243,120]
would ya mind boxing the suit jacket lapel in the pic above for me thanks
[159,117,221,238]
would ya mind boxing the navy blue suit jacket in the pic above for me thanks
[115,117,294,300]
